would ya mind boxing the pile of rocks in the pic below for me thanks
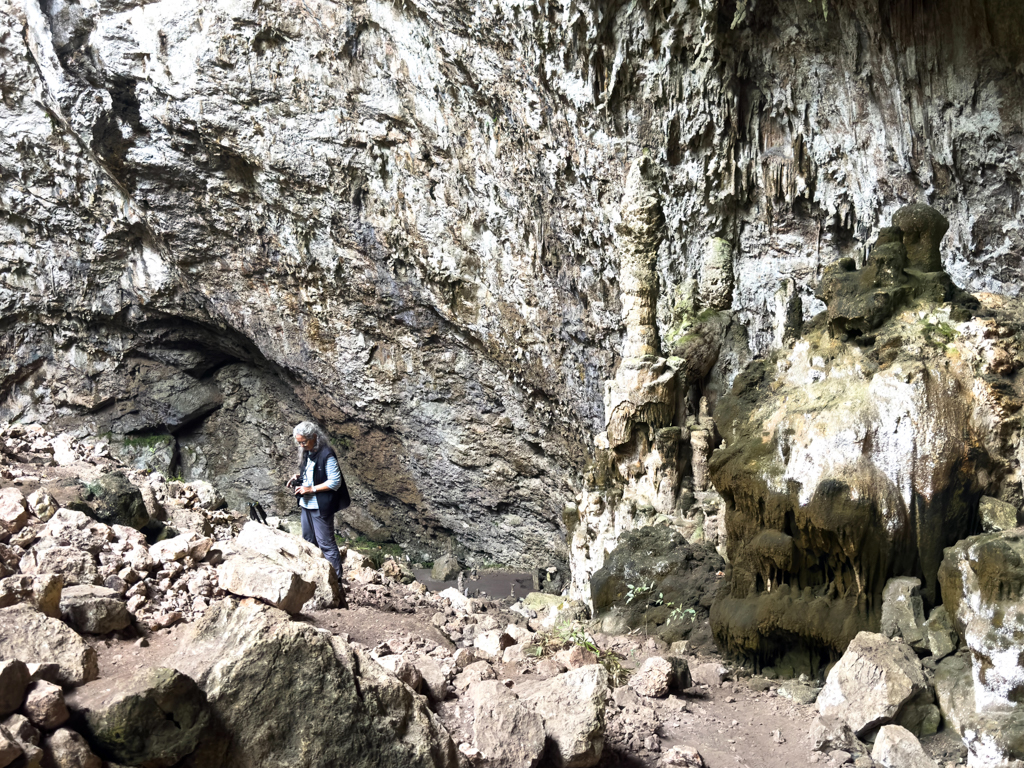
[337,560,710,767]
[0,659,100,768]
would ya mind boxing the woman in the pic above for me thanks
[289,421,350,604]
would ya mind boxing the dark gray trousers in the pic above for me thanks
[300,505,343,578]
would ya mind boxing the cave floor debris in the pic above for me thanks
[84,580,968,768]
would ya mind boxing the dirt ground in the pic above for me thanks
[85,577,969,768]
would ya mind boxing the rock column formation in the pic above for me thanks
[569,159,734,605]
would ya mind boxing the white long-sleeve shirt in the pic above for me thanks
[299,454,342,510]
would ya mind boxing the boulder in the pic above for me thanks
[0,661,30,718]
[189,481,226,511]
[468,680,545,768]
[870,725,938,768]
[232,522,341,610]
[0,545,18,579]
[66,667,209,768]
[58,585,131,635]
[41,727,100,768]
[880,577,928,652]
[374,654,423,693]
[83,473,149,530]
[26,491,57,524]
[0,727,22,768]
[658,744,706,767]
[39,509,112,555]
[629,657,674,698]
[474,630,514,659]
[979,496,1020,533]
[216,557,314,614]
[453,661,496,693]
[809,714,866,754]
[411,654,449,703]
[18,548,98,588]
[431,555,461,582]
[168,599,457,768]
[22,681,68,730]
[934,652,1024,768]
[520,664,610,767]
[816,632,931,738]
[938,530,1024,714]
[690,662,728,688]
[2,713,40,748]
[148,535,190,564]
[0,488,27,541]
[0,575,63,618]
[0,605,98,687]
[590,526,724,643]
[924,606,957,661]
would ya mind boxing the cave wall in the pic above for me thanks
[1,0,1022,568]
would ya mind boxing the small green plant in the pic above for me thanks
[625,581,655,605]
[122,433,172,450]
[668,605,697,625]
[532,622,631,686]
[920,319,958,348]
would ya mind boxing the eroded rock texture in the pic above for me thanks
[709,213,1024,672]
[1,0,1023,569]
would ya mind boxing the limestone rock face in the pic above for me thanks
[2,0,1023,572]
[169,599,457,768]
[934,653,1024,768]
[709,240,1024,667]
[938,531,1024,714]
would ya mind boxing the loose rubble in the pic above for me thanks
[0,423,986,768]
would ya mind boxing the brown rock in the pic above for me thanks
[0,661,30,718]
[23,682,69,731]
[0,606,98,687]
[468,680,545,768]
[40,727,100,768]
[629,657,674,698]
[0,575,64,618]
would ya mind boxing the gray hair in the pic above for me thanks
[293,421,332,465]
